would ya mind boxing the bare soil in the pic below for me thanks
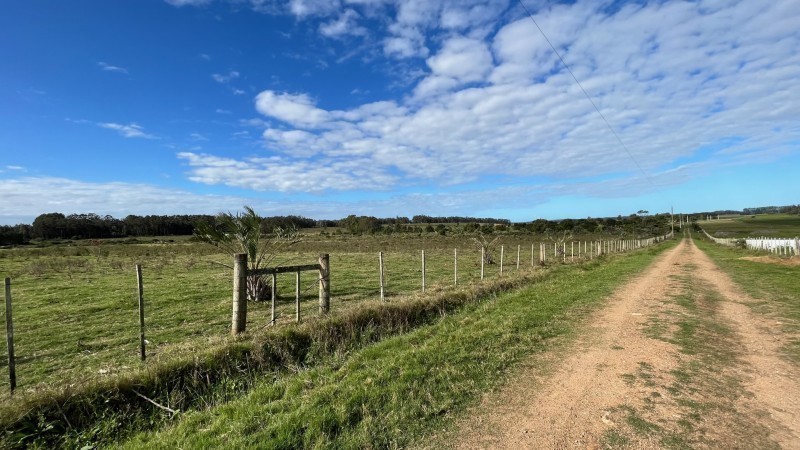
[739,255,800,266]
[445,239,800,449]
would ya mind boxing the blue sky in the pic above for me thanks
[1,0,798,225]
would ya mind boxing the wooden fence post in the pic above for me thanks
[5,278,15,394]
[531,243,535,267]
[319,254,330,314]
[379,252,385,302]
[454,248,458,286]
[421,250,426,292]
[232,253,247,335]
[295,271,301,323]
[500,245,504,276]
[516,245,520,270]
[271,273,277,326]
[136,265,146,362]
[481,247,485,280]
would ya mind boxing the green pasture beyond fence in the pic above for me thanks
[0,233,671,397]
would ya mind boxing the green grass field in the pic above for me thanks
[699,213,800,238]
[114,239,675,449]
[0,232,614,395]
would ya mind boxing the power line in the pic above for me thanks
[515,0,654,187]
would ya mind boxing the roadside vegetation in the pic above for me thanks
[698,213,800,238]
[692,235,800,363]
[0,228,668,393]
[116,240,674,449]
[0,236,674,448]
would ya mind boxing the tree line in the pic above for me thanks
[0,213,318,245]
[2,205,797,246]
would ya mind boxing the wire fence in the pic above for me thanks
[0,232,674,396]
[700,228,799,256]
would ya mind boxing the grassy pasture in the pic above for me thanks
[117,239,675,449]
[699,213,800,238]
[0,232,609,396]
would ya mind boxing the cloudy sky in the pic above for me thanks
[1,0,798,224]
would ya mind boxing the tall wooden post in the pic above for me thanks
[271,273,277,326]
[319,254,330,314]
[454,248,458,286]
[136,265,145,362]
[531,243,535,267]
[5,278,15,394]
[480,247,485,280]
[516,245,520,270]
[295,271,301,323]
[421,250,426,293]
[379,252,385,302]
[500,245,504,276]
[232,253,247,335]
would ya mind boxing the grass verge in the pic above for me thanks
[0,265,533,449]
[114,242,676,449]
[692,236,800,363]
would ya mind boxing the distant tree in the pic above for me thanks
[339,215,382,234]
[32,212,67,239]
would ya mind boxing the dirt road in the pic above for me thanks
[448,238,799,449]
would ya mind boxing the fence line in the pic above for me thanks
[5,278,15,395]
[700,228,799,256]
[2,231,675,391]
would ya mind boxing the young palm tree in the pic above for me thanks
[194,206,300,301]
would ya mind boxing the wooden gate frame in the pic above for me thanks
[232,253,329,335]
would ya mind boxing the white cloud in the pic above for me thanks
[178,152,396,192]
[383,24,429,59]
[319,9,368,38]
[425,37,493,83]
[216,108,232,114]
[289,0,339,17]
[6,166,25,171]
[194,0,800,195]
[98,122,157,139]
[211,71,240,83]
[0,176,259,223]
[97,61,129,74]
[254,91,331,127]
[0,174,581,225]
[164,0,212,6]
[159,1,799,203]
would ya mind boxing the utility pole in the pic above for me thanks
[671,206,674,236]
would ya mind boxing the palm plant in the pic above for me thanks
[194,206,300,301]
[471,232,500,265]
